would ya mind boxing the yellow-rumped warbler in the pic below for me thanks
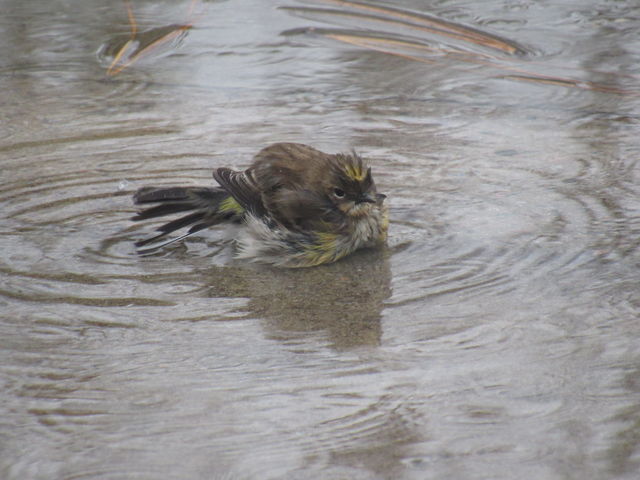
[132,142,388,267]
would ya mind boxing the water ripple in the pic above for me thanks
[388,144,638,309]
[1,1,639,478]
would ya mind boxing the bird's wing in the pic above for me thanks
[213,168,266,217]
[266,188,344,232]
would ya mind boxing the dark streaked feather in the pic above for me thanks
[213,168,266,216]
[132,186,224,219]
[134,212,206,248]
[132,202,197,221]
[132,186,241,251]
[135,231,197,255]
[156,211,206,234]
[134,186,210,204]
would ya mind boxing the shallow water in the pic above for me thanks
[1,0,639,478]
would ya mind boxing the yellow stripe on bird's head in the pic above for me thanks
[344,163,366,181]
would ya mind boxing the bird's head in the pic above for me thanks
[326,153,385,217]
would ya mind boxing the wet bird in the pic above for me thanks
[132,142,388,267]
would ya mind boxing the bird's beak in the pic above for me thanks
[357,192,377,204]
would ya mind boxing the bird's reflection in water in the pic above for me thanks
[204,247,392,350]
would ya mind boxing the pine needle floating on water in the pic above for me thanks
[282,0,529,56]
[102,0,200,76]
[282,0,639,96]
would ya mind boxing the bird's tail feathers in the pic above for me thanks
[132,186,243,253]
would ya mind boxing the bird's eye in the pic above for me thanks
[333,187,345,198]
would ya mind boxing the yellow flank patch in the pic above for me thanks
[344,163,365,181]
[219,196,244,215]
[303,232,341,266]
[378,213,389,242]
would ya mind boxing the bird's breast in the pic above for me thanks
[348,205,387,249]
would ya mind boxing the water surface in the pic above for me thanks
[1,0,639,479]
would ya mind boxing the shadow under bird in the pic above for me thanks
[132,143,388,267]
